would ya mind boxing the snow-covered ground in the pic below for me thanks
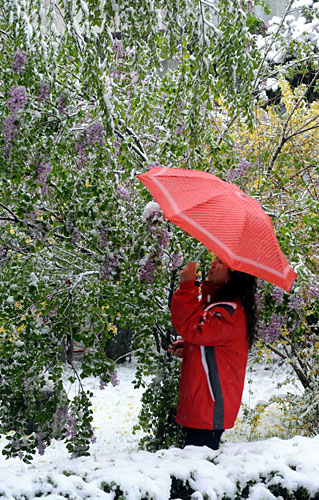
[0,357,319,500]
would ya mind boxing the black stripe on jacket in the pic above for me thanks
[202,302,236,429]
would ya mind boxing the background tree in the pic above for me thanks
[1,0,318,461]
[0,0,266,460]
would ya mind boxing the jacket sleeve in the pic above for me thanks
[199,281,219,308]
[170,281,238,347]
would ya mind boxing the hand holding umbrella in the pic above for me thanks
[179,262,197,283]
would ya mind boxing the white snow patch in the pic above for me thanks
[0,359,317,500]
[142,201,161,220]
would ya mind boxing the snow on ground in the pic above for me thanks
[0,357,318,500]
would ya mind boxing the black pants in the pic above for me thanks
[184,427,224,450]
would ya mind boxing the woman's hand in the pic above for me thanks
[179,261,197,283]
[168,340,184,359]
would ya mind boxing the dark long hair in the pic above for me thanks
[213,270,258,348]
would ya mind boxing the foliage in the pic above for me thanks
[231,78,319,356]
[254,0,319,104]
[1,0,319,460]
[221,75,319,437]
[0,0,266,460]
[133,354,185,451]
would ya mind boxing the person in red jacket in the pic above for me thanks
[169,258,257,450]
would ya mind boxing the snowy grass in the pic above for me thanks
[0,357,319,500]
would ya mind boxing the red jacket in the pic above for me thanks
[170,280,248,430]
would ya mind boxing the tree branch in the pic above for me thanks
[0,202,21,223]
[200,0,220,14]
[267,69,319,174]
[115,126,148,163]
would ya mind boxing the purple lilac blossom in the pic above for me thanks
[100,226,108,248]
[242,0,254,9]
[39,82,51,102]
[113,136,121,151]
[37,161,52,191]
[7,86,27,113]
[12,48,27,73]
[263,21,270,34]
[113,38,124,58]
[254,288,263,312]
[272,287,284,306]
[177,99,185,114]
[102,255,119,278]
[239,159,251,175]
[65,415,77,438]
[309,283,319,298]
[48,304,58,318]
[75,139,86,156]
[23,205,39,226]
[171,252,184,270]
[131,72,137,86]
[160,227,170,249]
[71,228,81,246]
[258,313,283,342]
[55,406,68,425]
[143,201,161,220]
[36,434,46,456]
[57,93,67,114]
[227,158,250,181]
[176,124,184,136]
[288,295,304,313]
[66,212,73,233]
[75,138,87,168]
[0,248,7,259]
[110,370,119,387]
[139,257,156,284]
[99,378,108,390]
[3,114,19,144]
[117,185,131,201]
[86,122,105,147]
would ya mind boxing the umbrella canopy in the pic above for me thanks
[137,167,297,292]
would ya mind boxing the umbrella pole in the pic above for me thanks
[194,247,206,261]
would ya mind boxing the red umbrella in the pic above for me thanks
[137,167,297,291]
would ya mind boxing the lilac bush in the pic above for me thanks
[1,0,317,460]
